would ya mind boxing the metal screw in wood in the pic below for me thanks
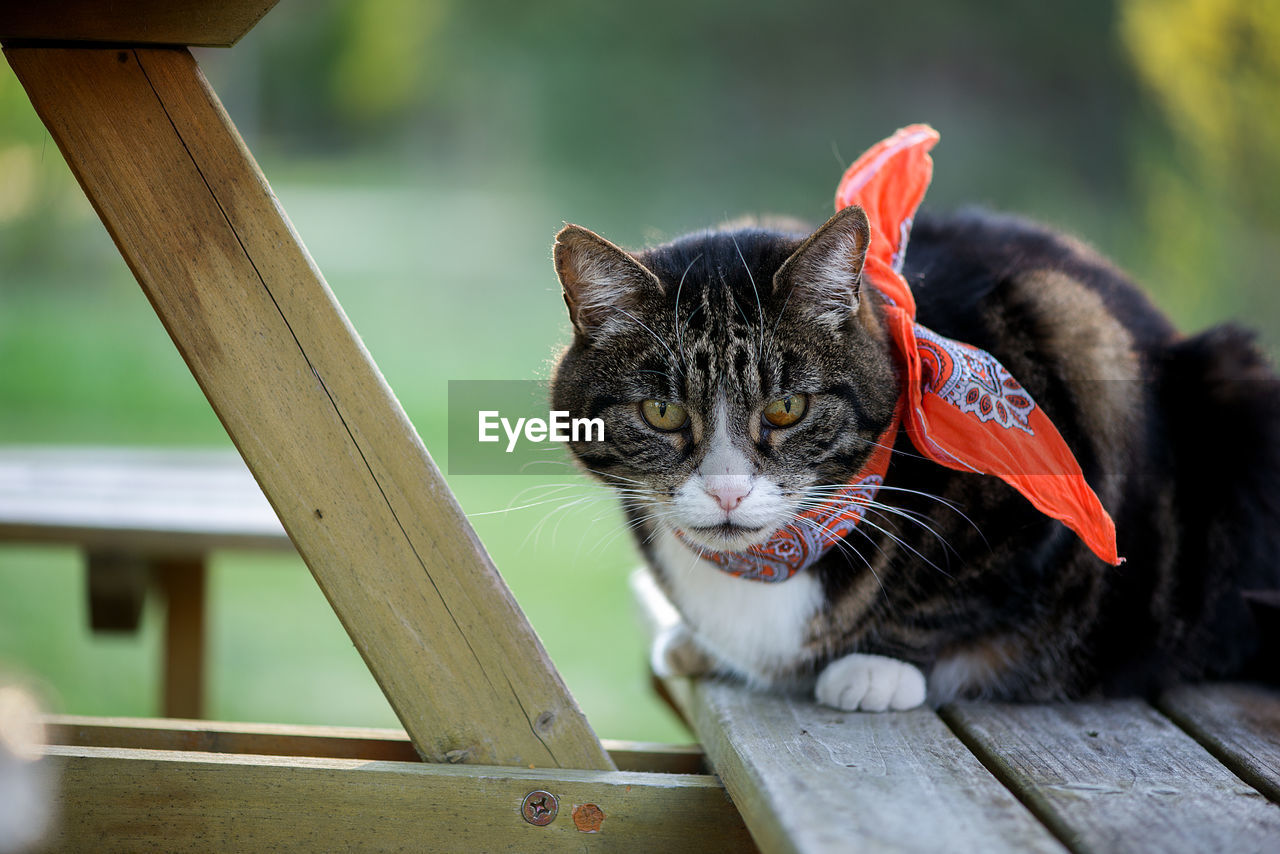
[521,790,558,826]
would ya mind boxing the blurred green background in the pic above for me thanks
[1,0,1278,743]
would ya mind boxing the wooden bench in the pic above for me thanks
[633,569,1280,852]
[0,446,293,718]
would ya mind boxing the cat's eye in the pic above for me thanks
[762,394,808,428]
[640,400,689,432]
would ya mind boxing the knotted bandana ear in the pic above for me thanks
[836,124,1122,565]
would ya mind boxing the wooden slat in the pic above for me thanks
[0,447,292,555]
[47,715,424,763]
[669,682,1066,854]
[5,46,613,770]
[43,745,753,853]
[0,1,278,47]
[1158,683,1280,803]
[942,699,1280,853]
[44,715,710,775]
[632,570,1064,854]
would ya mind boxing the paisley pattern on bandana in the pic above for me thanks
[914,324,1035,435]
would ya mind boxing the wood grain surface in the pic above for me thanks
[1159,682,1280,803]
[43,744,752,853]
[943,699,1280,853]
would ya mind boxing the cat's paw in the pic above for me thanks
[650,624,715,678]
[815,653,926,712]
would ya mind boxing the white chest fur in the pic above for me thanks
[650,527,824,685]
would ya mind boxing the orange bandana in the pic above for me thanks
[677,125,1122,581]
[836,124,1121,567]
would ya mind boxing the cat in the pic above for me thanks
[548,195,1280,712]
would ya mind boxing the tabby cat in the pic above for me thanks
[549,179,1280,711]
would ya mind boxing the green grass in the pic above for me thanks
[0,178,691,743]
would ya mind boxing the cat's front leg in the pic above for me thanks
[650,622,717,678]
[815,653,927,711]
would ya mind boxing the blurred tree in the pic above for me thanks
[331,0,449,125]
[1121,0,1280,335]
[1123,0,1280,222]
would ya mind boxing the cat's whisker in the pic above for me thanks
[730,234,765,354]
[521,495,596,551]
[791,515,888,599]
[854,512,954,579]
[849,434,932,463]
[871,485,988,543]
[784,485,958,553]
[860,503,959,561]
[674,253,702,370]
[530,459,652,488]
[782,490,949,578]
[467,495,586,518]
[465,482,610,518]
[786,480,985,542]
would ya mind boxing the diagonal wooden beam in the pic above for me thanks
[4,45,614,770]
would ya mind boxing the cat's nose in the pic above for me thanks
[704,476,752,512]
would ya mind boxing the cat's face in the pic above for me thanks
[550,207,899,551]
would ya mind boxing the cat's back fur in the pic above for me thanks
[895,210,1280,698]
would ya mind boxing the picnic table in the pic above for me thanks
[0,446,292,718]
[3,1,1279,851]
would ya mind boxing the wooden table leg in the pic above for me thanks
[156,557,206,719]
[86,551,148,632]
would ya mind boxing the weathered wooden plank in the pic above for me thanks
[0,1,278,47]
[0,447,291,555]
[46,715,424,763]
[1158,683,1280,804]
[672,682,1067,854]
[5,46,612,770]
[632,570,1064,854]
[943,699,1280,853]
[44,745,753,853]
[44,715,709,774]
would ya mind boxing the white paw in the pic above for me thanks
[815,653,927,712]
[650,624,715,678]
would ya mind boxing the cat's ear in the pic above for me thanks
[555,224,663,337]
[773,205,870,327]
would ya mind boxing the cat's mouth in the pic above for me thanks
[683,521,773,550]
